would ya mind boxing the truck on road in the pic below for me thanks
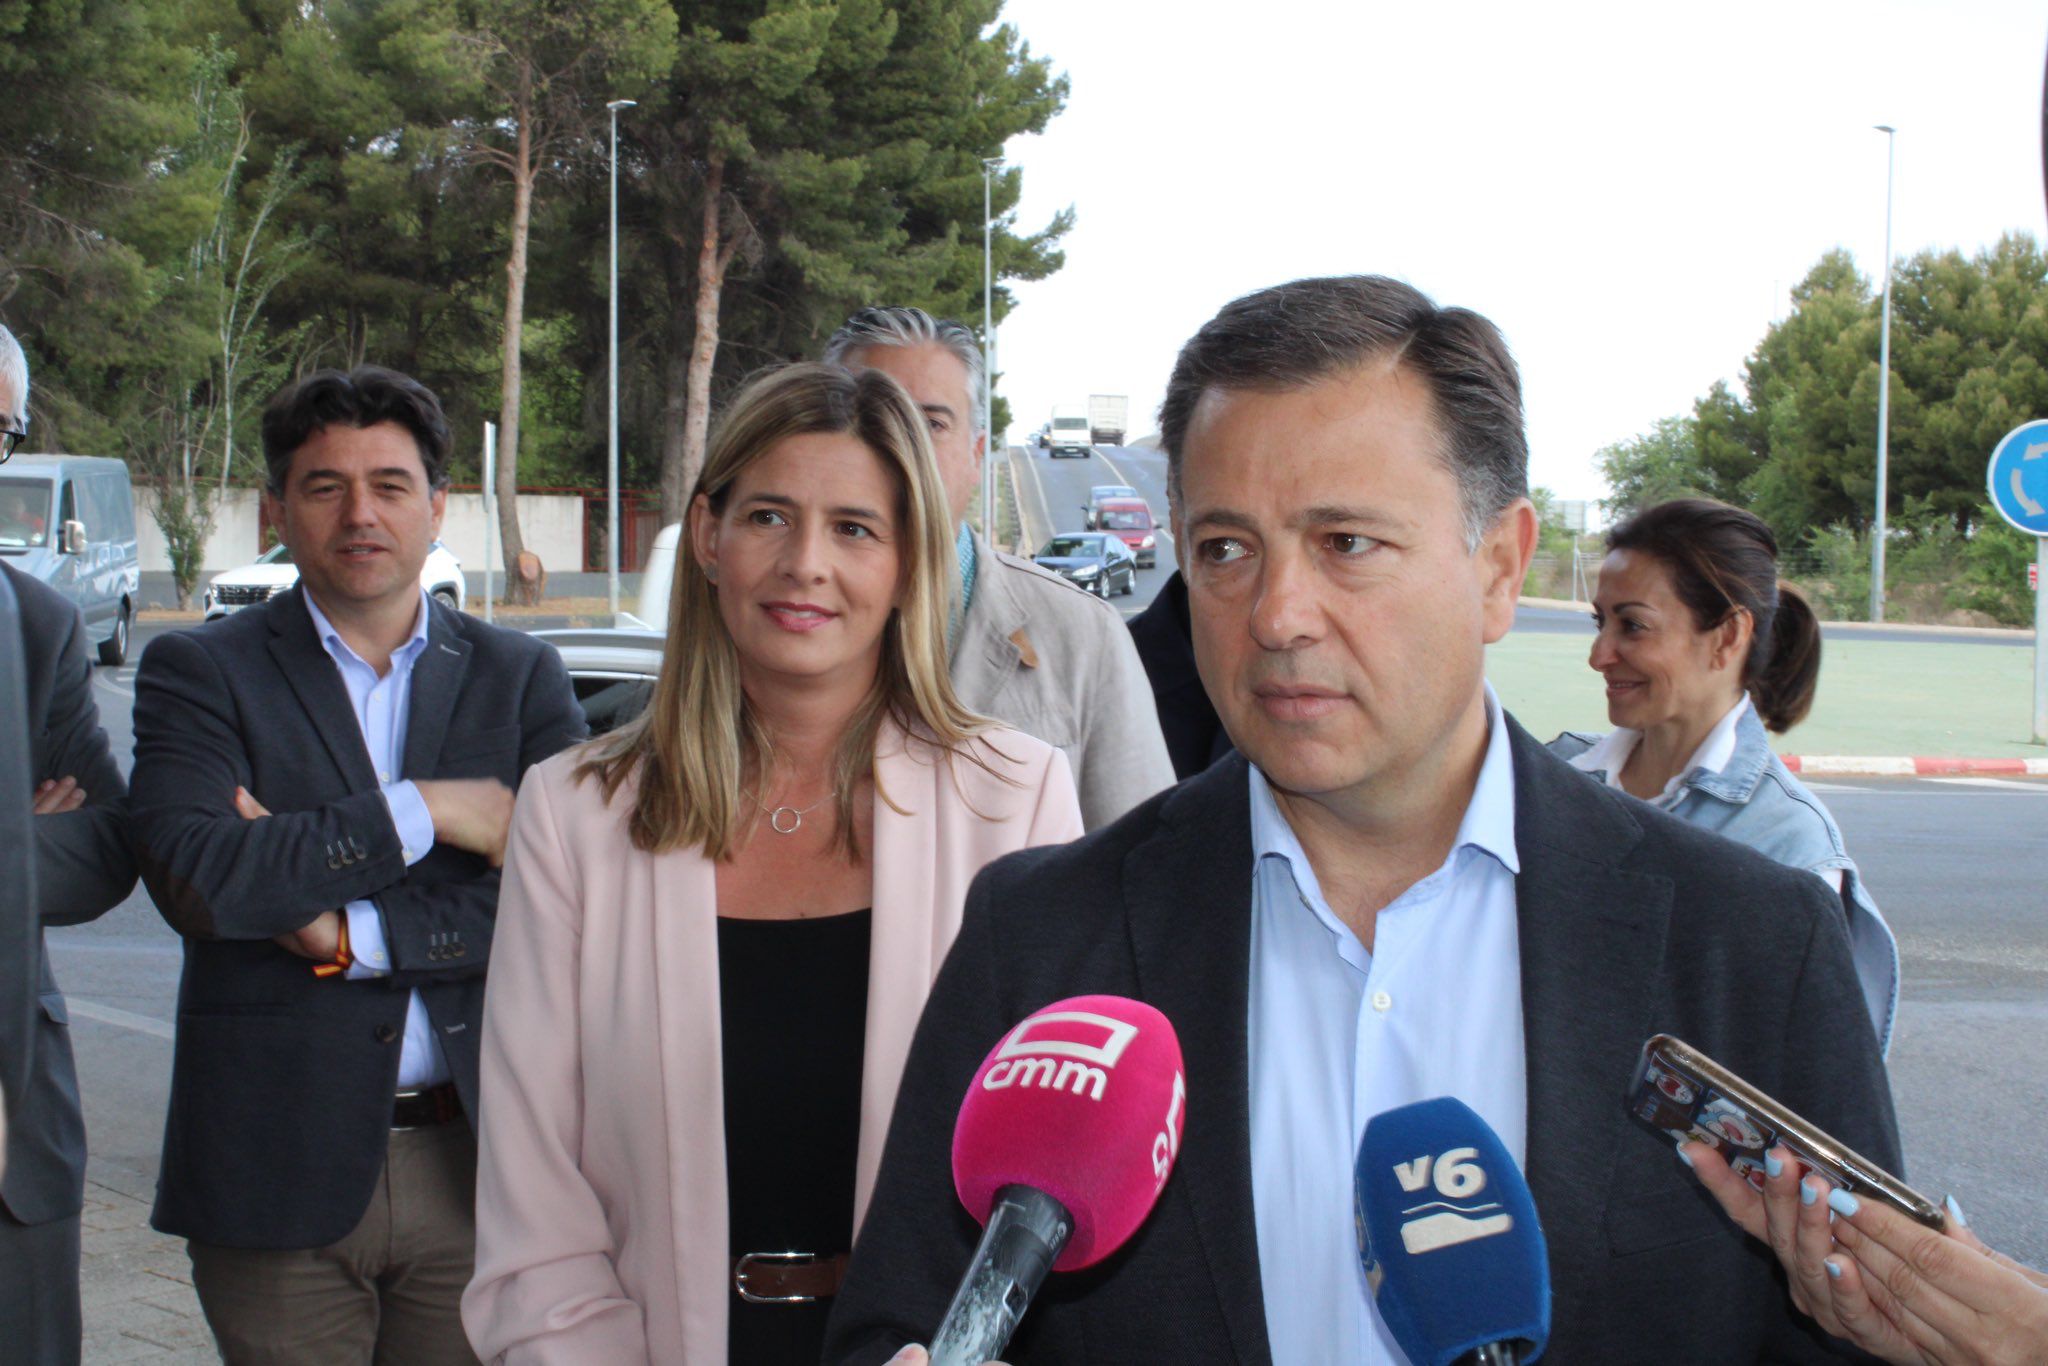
[1048,405,1094,457]
[1088,394,1129,447]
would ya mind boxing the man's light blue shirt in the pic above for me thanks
[302,587,447,1089]
[1248,686,1526,1364]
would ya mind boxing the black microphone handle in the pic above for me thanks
[928,1185,1074,1366]
[1458,1342,1526,1365]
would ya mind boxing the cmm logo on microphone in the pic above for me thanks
[1389,1147,1513,1254]
[981,1011,1138,1102]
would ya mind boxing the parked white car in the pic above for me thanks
[201,540,466,621]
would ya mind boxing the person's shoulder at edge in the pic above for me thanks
[1744,749,1854,856]
[1525,735,1845,946]
[985,545,1128,620]
[957,752,1233,921]
[135,597,272,675]
[1544,729,1603,762]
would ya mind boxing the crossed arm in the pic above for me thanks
[130,629,583,981]
[32,602,135,926]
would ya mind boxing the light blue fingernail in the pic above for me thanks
[1801,1179,1820,1207]
[1828,1187,1861,1218]
[1765,1151,1784,1179]
[1825,1258,1843,1280]
[1674,1141,1694,1169]
[1943,1194,1967,1227]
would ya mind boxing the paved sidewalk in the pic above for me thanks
[77,1180,215,1364]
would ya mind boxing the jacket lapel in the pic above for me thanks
[265,587,379,794]
[857,721,942,1232]
[1124,755,1271,1365]
[1506,720,1673,1341]
[949,530,1026,701]
[402,603,471,779]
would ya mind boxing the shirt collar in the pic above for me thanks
[1248,682,1520,880]
[1566,693,1751,807]
[302,585,432,674]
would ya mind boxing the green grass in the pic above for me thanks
[1488,631,2046,758]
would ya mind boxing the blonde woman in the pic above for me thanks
[462,364,1083,1364]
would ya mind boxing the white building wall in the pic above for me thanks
[136,487,265,574]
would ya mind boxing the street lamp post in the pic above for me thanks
[982,156,1002,546]
[1871,123,1896,624]
[606,98,637,619]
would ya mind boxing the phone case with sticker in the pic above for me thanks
[1627,1034,1944,1230]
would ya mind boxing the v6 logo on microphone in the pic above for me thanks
[1389,1147,1512,1255]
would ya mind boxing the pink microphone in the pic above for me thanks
[930,995,1186,1366]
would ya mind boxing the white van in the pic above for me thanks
[0,455,140,664]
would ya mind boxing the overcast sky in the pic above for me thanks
[991,0,2048,506]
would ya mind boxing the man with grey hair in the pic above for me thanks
[828,276,1898,1362]
[823,306,1172,829]
[0,321,139,1365]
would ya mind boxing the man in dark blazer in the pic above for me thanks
[827,278,1898,1363]
[0,324,139,1366]
[130,366,585,1364]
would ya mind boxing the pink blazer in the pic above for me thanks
[462,722,1084,1364]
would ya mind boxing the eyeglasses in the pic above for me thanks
[0,426,25,462]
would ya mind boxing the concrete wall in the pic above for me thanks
[438,492,585,576]
[136,488,265,574]
[133,486,589,575]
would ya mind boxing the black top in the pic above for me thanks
[719,908,872,1365]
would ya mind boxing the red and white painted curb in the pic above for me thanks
[1781,755,2048,777]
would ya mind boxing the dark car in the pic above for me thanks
[1033,533,1136,599]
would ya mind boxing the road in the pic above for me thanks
[47,621,2048,1302]
[1007,442,1175,620]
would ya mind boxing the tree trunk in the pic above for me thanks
[677,150,727,512]
[495,110,536,604]
[657,230,694,527]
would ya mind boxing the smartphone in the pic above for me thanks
[1627,1034,1944,1230]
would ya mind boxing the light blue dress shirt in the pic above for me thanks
[301,588,448,1089]
[1248,686,1527,1365]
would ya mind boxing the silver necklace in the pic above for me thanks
[758,792,830,835]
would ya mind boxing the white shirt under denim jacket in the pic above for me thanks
[1549,696,1900,1055]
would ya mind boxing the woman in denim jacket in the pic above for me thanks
[1547,498,1899,1054]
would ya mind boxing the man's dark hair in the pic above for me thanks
[260,366,453,495]
[1157,275,1527,548]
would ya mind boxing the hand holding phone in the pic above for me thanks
[1626,1034,1941,1229]
[1629,1035,1943,1348]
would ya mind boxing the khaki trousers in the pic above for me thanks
[188,1123,480,1366]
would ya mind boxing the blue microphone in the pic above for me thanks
[1354,1097,1550,1366]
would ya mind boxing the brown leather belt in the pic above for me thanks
[391,1083,461,1130]
[732,1251,850,1304]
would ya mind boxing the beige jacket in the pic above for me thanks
[951,529,1175,829]
[462,722,1083,1364]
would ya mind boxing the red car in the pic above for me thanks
[1093,497,1158,568]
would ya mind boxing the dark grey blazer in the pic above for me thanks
[827,719,1900,1364]
[129,586,585,1249]
[0,560,137,1226]
[0,569,35,1200]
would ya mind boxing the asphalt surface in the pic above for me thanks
[46,617,2048,1346]
[1008,443,1176,620]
